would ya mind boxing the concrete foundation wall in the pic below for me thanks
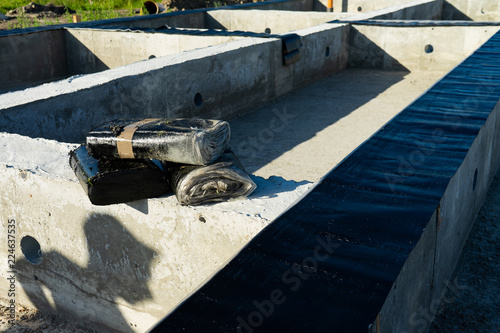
[101,11,206,30]
[341,0,444,20]
[67,0,313,30]
[65,29,244,75]
[0,24,349,143]
[317,0,440,14]
[205,10,350,33]
[0,135,311,332]
[368,0,443,20]
[371,99,500,333]
[349,25,500,71]
[0,30,68,93]
[442,0,500,21]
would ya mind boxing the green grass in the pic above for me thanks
[1,0,152,29]
[1,0,146,15]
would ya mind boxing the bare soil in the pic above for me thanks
[0,304,96,332]
[0,0,255,30]
[429,168,500,332]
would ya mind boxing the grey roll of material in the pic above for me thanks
[86,118,230,165]
[167,149,256,206]
[69,145,170,205]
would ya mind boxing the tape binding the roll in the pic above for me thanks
[116,119,158,159]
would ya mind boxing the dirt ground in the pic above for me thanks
[0,304,96,333]
[429,168,500,332]
[0,0,255,30]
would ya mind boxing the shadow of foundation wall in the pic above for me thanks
[0,30,69,93]
[16,214,157,332]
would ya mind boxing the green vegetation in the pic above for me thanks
[1,0,152,29]
[1,0,146,14]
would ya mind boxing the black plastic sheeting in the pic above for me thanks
[149,31,500,332]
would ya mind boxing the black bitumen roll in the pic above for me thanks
[86,118,230,165]
[69,145,170,205]
[167,149,256,206]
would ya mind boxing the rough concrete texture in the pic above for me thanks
[340,0,444,20]
[0,64,446,332]
[350,25,500,72]
[230,68,447,182]
[0,68,444,332]
[432,99,500,310]
[0,133,314,332]
[0,24,350,143]
[344,0,435,13]
[65,28,245,75]
[205,10,350,33]
[0,0,444,92]
[442,0,500,21]
[1,0,500,331]
[0,30,67,92]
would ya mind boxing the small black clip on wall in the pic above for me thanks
[281,33,302,66]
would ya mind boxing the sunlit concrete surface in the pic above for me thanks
[1,0,500,331]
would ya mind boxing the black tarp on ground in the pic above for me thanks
[150,31,500,332]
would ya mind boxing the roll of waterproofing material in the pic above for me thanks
[167,149,256,206]
[86,118,230,165]
[69,145,170,205]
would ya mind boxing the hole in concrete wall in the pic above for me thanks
[357,6,362,12]
[264,28,271,34]
[481,8,485,14]
[424,44,434,54]
[194,93,203,107]
[148,55,156,60]
[473,168,478,192]
[21,236,43,265]
[325,46,330,58]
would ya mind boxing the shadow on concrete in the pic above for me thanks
[229,68,408,177]
[64,30,110,76]
[349,27,409,70]
[249,175,312,199]
[0,29,109,95]
[16,214,157,332]
[441,1,473,21]
[204,12,228,30]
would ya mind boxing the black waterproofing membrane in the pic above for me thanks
[149,31,500,332]
[167,149,256,206]
[86,118,230,165]
[69,145,169,205]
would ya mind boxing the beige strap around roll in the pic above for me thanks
[116,119,158,159]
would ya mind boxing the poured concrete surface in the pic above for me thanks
[442,0,500,21]
[231,68,447,182]
[0,67,446,332]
